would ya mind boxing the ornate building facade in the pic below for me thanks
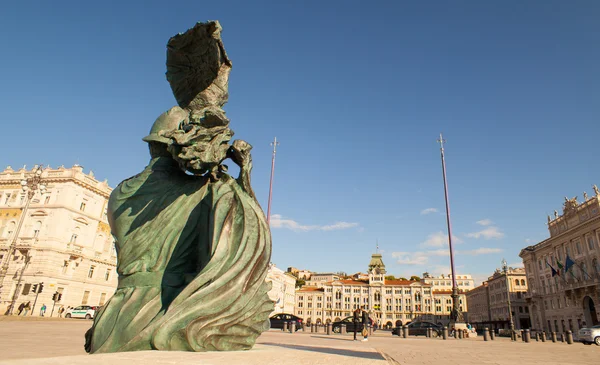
[0,165,117,315]
[266,263,296,315]
[294,253,468,327]
[466,267,530,330]
[519,188,600,333]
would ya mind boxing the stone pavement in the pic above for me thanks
[0,317,598,364]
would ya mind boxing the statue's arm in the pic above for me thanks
[228,140,255,199]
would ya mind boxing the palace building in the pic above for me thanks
[466,267,530,330]
[0,165,117,315]
[519,188,600,333]
[294,253,469,327]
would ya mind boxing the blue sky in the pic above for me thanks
[1,1,598,285]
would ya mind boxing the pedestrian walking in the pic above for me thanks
[58,306,65,318]
[17,302,25,315]
[40,304,47,317]
[22,302,31,316]
[352,307,360,341]
[361,307,369,342]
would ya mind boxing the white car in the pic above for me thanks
[65,305,96,319]
[579,325,600,346]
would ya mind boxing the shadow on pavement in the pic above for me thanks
[261,342,386,360]
[309,335,357,342]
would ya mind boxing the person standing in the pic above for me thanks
[352,307,360,341]
[40,304,47,317]
[17,302,25,316]
[58,306,65,318]
[361,307,369,342]
[23,302,31,316]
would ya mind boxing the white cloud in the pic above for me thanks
[420,208,438,215]
[458,247,503,255]
[466,226,504,240]
[391,249,452,266]
[321,222,360,231]
[476,219,493,226]
[421,231,463,247]
[270,214,359,232]
[472,274,490,286]
[391,252,430,265]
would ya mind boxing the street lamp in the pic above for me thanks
[0,165,46,314]
[502,258,515,340]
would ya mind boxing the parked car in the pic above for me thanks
[269,313,303,330]
[391,321,443,337]
[579,324,600,346]
[65,305,96,319]
[332,316,374,334]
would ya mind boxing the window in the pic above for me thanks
[80,202,86,211]
[88,265,95,279]
[44,195,50,204]
[515,279,519,286]
[521,279,526,286]
[588,236,595,251]
[70,234,78,243]
[593,258,600,275]
[576,241,582,255]
[5,221,16,238]
[99,293,107,306]
[33,221,41,238]
[62,260,69,274]
[4,193,11,205]
[105,269,111,281]
[82,291,90,305]
[581,263,589,280]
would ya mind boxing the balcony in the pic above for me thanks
[66,243,84,257]
[562,274,600,293]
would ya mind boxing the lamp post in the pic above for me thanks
[0,165,46,314]
[502,258,515,339]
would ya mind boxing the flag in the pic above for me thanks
[545,260,560,277]
[556,259,564,271]
[565,255,575,273]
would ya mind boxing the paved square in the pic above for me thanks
[0,318,598,364]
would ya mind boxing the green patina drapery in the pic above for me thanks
[85,21,273,353]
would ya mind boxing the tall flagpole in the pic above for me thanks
[437,133,463,323]
[266,137,279,224]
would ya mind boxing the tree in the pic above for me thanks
[384,275,396,281]
[398,277,408,281]
[409,276,421,282]
[295,279,305,288]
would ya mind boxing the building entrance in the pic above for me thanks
[583,296,598,326]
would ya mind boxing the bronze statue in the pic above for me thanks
[85,21,273,354]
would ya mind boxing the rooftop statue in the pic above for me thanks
[84,21,273,354]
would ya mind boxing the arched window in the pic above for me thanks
[515,279,520,286]
[593,258,600,275]
[70,226,81,243]
[521,279,526,286]
[4,221,16,238]
[581,263,588,280]
[33,221,42,238]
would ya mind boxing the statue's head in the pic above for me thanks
[142,106,190,145]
